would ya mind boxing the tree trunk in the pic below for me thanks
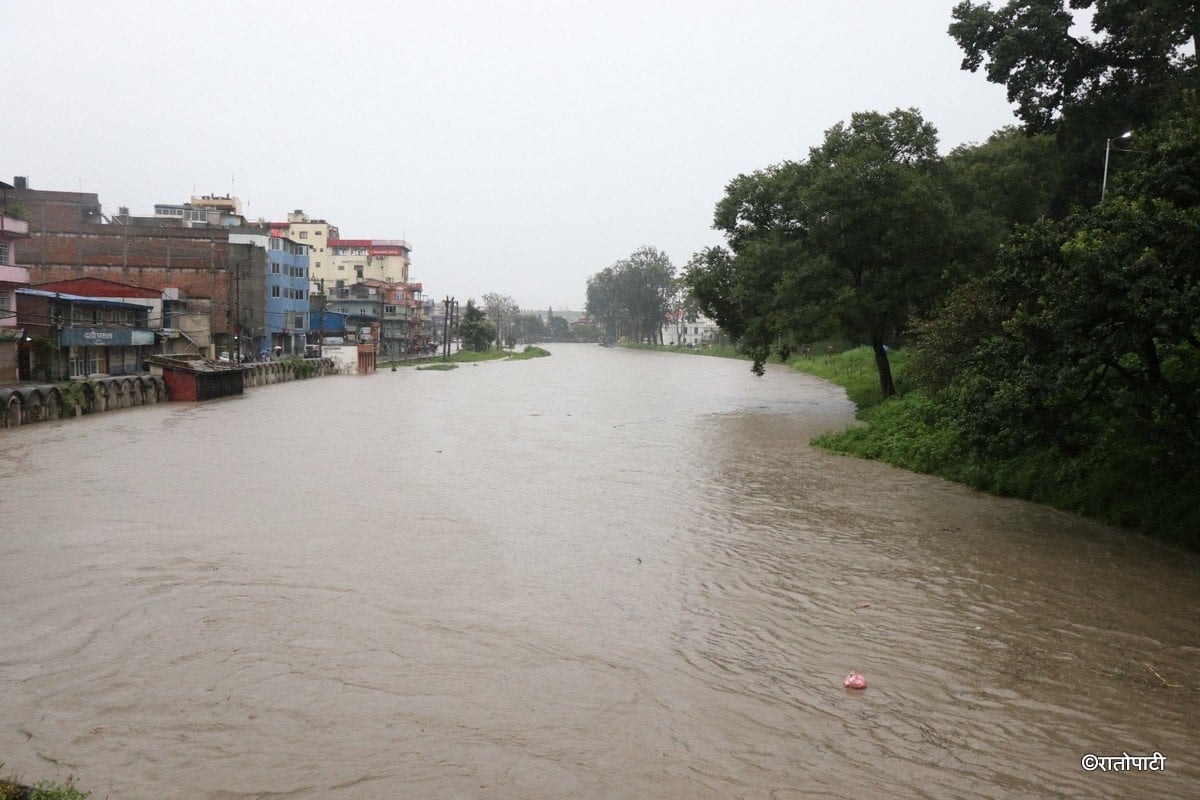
[872,339,896,398]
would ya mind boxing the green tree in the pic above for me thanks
[949,0,1199,205]
[944,127,1066,262]
[457,299,496,351]
[482,292,519,349]
[688,108,957,396]
[586,246,676,343]
[915,103,1200,479]
[950,0,1198,132]
[515,313,548,342]
[548,315,572,341]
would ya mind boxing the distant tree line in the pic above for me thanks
[457,294,602,351]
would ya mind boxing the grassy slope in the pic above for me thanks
[790,348,1199,547]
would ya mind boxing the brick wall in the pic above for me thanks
[11,187,270,344]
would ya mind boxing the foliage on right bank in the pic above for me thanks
[681,2,1200,545]
[795,347,1200,547]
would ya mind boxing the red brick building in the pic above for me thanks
[7,177,264,359]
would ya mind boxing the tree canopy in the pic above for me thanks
[950,0,1198,133]
[687,108,957,394]
[586,246,676,343]
[482,292,519,348]
[950,0,1200,204]
[457,299,496,351]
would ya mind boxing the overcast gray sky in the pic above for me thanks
[5,0,1017,311]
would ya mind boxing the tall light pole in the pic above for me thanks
[1102,130,1133,201]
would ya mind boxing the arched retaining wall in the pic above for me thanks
[0,359,336,430]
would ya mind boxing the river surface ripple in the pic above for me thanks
[1,343,1197,799]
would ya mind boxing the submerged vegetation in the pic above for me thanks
[792,348,1200,548]
[0,768,90,800]
[396,345,551,370]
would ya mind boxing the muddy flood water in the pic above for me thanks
[1,343,1197,799]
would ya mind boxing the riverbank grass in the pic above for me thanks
[618,342,748,360]
[0,768,90,800]
[790,347,1200,547]
[387,345,551,369]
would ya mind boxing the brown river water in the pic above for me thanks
[1,343,1198,799]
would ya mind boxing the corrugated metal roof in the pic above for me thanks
[16,288,150,311]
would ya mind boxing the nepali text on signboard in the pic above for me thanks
[59,328,156,347]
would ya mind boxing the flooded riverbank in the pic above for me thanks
[1,343,1196,798]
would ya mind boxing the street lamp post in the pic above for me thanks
[1102,130,1133,201]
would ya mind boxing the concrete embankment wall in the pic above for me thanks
[0,358,336,429]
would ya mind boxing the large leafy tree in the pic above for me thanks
[949,0,1199,205]
[482,292,519,348]
[944,127,1065,257]
[914,101,1200,482]
[515,312,548,343]
[688,108,957,395]
[586,246,676,343]
[457,299,496,351]
[950,0,1198,131]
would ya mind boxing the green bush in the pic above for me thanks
[795,346,1200,548]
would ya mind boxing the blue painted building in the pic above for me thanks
[265,234,311,356]
[230,231,311,357]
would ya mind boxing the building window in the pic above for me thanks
[0,291,11,318]
[0,242,9,265]
[299,231,308,239]
[337,265,344,270]
[272,263,280,274]
[88,348,106,376]
[271,286,280,298]
[68,347,86,377]
[294,315,305,329]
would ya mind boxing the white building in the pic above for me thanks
[662,313,720,347]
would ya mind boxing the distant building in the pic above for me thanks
[16,288,155,380]
[7,176,261,360]
[662,312,720,347]
[272,210,339,288]
[0,188,31,382]
[28,277,198,357]
[316,279,427,357]
[146,194,246,228]
[328,238,412,285]
[229,230,311,357]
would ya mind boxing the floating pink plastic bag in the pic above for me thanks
[843,669,868,689]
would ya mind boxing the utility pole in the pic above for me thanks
[442,295,453,361]
[234,249,242,363]
[317,277,325,357]
[380,283,388,363]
